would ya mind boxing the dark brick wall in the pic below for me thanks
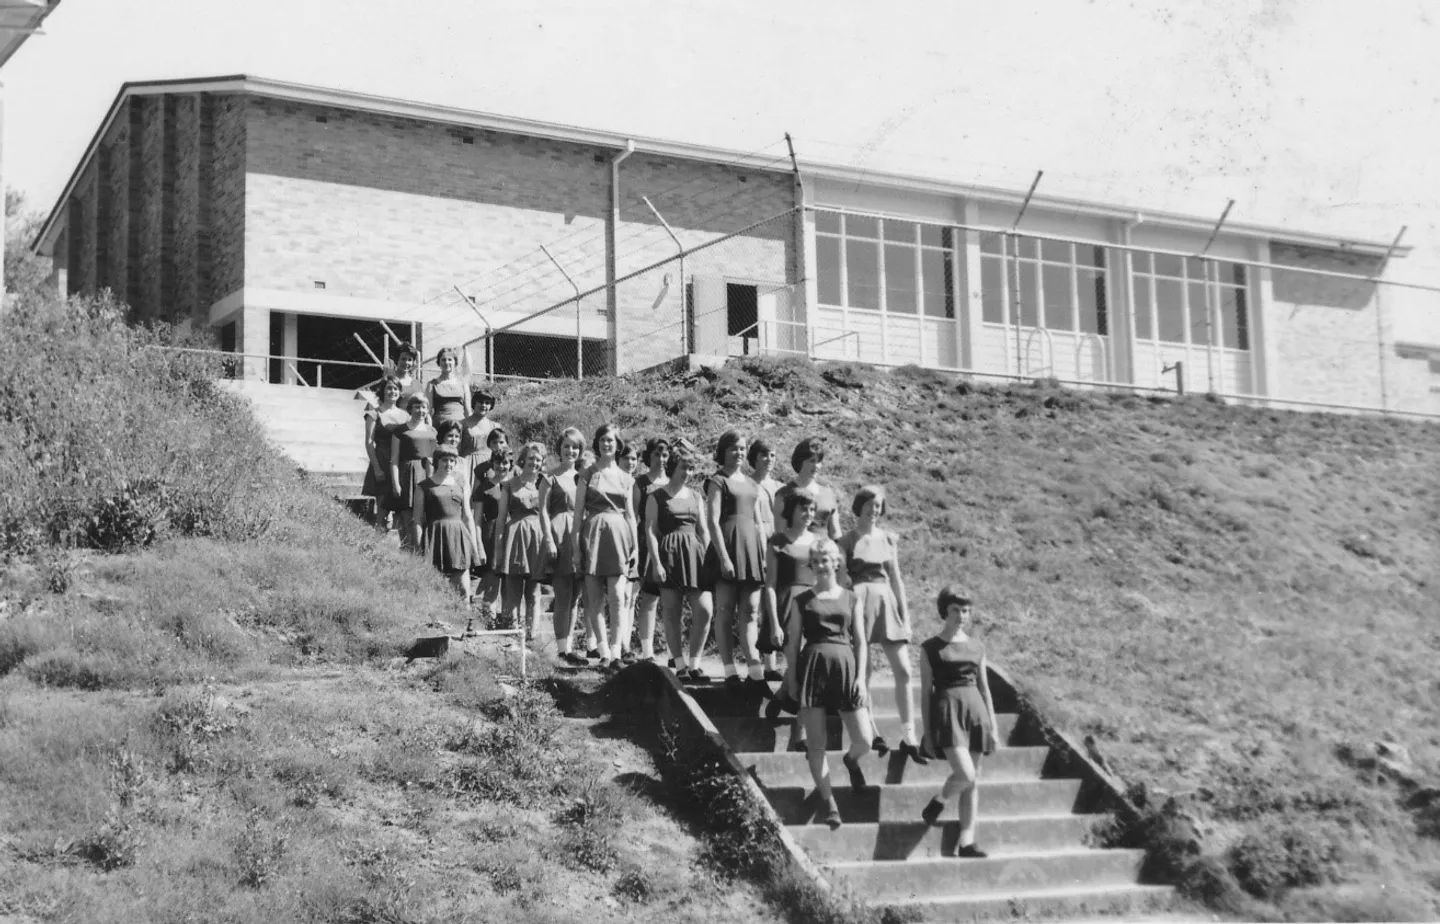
[135,97,164,321]
[209,93,246,305]
[173,94,201,325]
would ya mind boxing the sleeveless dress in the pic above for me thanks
[393,423,437,511]
[420,477,476,573]
[755,475,782,538]
[634,472,665,595]
[705,473,766,586]
[472,463,506,575]
[580,467,635,577]
[762,531,816,653]
[794,588,863,712]
[428,379,468,428]
[921,636,995,755]
[839,529,910,643]
[362,406,409,508]
[547,470,579,578]
[774,480,840,537]
[651,487,706,590]
[499,477,548,577]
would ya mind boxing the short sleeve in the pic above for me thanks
[364,408,379,423]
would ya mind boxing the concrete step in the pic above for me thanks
[885,882,1175,921]
[766,779,1084,824]
[789,814,1101,862]
[711,713,1021,753]
[686,677,955,718]
[825,848,1146,900]
[737,745,1049,786]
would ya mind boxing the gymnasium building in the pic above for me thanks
[33,75,1440,416]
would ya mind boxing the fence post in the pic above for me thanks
[540,245,584,380]
[1164,360,1185,395]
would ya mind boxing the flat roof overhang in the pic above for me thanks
[0,0,59,69]
[33,73,1412,265]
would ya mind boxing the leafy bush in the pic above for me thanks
[71,809,143,872]
[1228,821,1339,899]
[234,808,288,888]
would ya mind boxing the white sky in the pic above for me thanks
[6,0,1440,340]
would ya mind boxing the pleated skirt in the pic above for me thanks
[424,518,475,574]
[930,685,995,755]
[855,580,910,644]
[796,641,862,713]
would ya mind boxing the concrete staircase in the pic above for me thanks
[688,676,1173,921]
[220,380,369,497]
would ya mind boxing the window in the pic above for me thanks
[1131,253,1249,350]
[979,233,1108,334]
[815,210,955,318]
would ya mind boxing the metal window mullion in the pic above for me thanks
[878,226,889,366]
[1180,261,1194,375]
[837,226,849,356]
[999,242,1014,376]
[1069,243,1081,336]
[915,231,928,368]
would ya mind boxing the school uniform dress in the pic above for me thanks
[651,487,706,591]
[839,529,910,644]
[705,474,766,586]
[393,423,437,511]
[547,471,578,579]
[499,478,548,577]
[419,478,476,573]
[580,467,635,578]
[755,476,782,537]
[428,379,468,429]
[920,636,995,755]
[361,406,409,510]
[761,531,816,654]
[472,464,505,576]
[794,588,863,713]
[774,480,840,537]
[634,471,662,595]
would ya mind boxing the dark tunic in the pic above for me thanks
[794,588,862,713]
[921,636,995,755]
[361,406,409,506]
[761,531,815,654]
[634,471,662,594]
[420,478,475,573]
[428,379,468,428]
[580,467,634,577]
[547,470,578,578]
[499,477,547,576]
[838,529,909,643]
[651,486,706,590]
[705,473,766,586]
[393,423,436,511]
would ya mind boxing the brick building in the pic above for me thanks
[33,75,1440,414]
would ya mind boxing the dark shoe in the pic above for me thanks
[745,677,774,700]
[871,735,890,758]
[724,675,746,697]
[788,738,810,753]
[763,669,785,683]
[956,844,988,859]
[687,667,711,685]
[899,740,930,765]
[667,658,676,668]
[561,651,587,666]
[820,797,843,830]
[764,697,784,724]
[921,797,945,826]
[842,752,868,790]
[620,651,637,664]
[585,648,601,660]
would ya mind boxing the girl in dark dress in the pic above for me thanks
[706,430,768,697]
[772,437,842,541]
[838,485,925,763]
[631,437,670,664]
[645,444,715,681]
[549,428,587,664]
[389,394,436,551]
[362,376,409,535]
[425,347,470,431]
[919,588,1000,857]
[571,424,637,672]
[413,446,481,600]
[495,442,555,640]
[471,427,512,619]
[782,537,874,830]
[749,438,785,679]
[762,492,818,730]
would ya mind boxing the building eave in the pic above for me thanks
[34,73,1413,263]
[0,0,59,70]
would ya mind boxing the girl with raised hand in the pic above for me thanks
[919,588,999,857]
[425,347,470,431]
[413,445,482,600]
[773,438,842,541]
[705,430,769,698]
[838,485,926,764]
[783,538,873,830]
[495,442,556,641]
[362,376,410,535]
[548,428,587,664]
[571,424,637,673]
[632,437,671,663]
[645,443,715,681]
[389,394,437,550]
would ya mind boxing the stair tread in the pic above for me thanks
[825,846,1144,870]
[887,881,1173,904]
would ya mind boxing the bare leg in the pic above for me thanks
[884,642,919,746]
[523,578,542,640]
[955,750,983,847]
[551,575,579,654]
[686,590,714,673]
[606,576,631,658]
[736,585,764,679]
[660,589,686,665]
[636,591,660,660]
[584,574,612,661]
[446,570,470,601]
[712,581,738,678]
[799,707,832,795]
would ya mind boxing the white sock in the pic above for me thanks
[747,663,765,681]
[723,663,739,678]
[675,653,690,671]
[763,653,778,670]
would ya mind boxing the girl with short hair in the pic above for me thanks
[571,424,637,672]
[631,437,671,663]
[705,430,768,697]
[772,437,841,541]
[548,428,587,664]
[495,442,556,640]
[389,394,437,550]
[413,445,482,600]
[645,443,715,680]
[425,347,470,430]
[362,376,409,534]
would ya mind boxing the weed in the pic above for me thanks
[234,807,288,888]
[70,808,143,872]
[563,823,618,873]
[612,865,655,905]
[1227,820,1339,899]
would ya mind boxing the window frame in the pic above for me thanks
[1131,252,1250,351]
[979,234,1109,336]
[814,209,956,320]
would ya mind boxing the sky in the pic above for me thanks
[6,0,1440,341]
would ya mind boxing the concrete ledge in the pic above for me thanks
[609,661,833,894]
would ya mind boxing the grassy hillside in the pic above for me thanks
[490,357,1440,921]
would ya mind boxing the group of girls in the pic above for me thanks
[358,353,1000,846]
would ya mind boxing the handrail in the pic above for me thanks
[1076,331,1111,383]
[150,345,384,371]
[1022,327,1054,378]
[285,363,312,388]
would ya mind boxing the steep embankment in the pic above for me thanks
[491,357,1440,920]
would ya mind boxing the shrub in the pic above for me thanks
[1228,821,1338,899]
[71,808,143,872]
[85,479,172,552]
[234,808,289,888]
[611,866,654,905]
[1176,855,1248,915]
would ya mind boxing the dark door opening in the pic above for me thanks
[294,316,416,390]
[727,283,759,355]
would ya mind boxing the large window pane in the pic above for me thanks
[846,238,880,310]
[981,257,1004,323]
[1185,257,1205,280]
[817,236,842,306]
[1154,254,1184,278]
[1156,278,1185,342]
[1042,262,1073,330]
[980,233,1004,256]
[1019,262,1040,327]
[885,243,918,314]
[1018,237,1039,260]
[1041,239,1072,264]
[884,220,916,244]
[921,247,954,318]
[920,223,946,248]
[1077,268,1101,334]
[1134,276,1153,339]
[1189,281,1209,345]
[845,214,879,239]
[814,210,841,235]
